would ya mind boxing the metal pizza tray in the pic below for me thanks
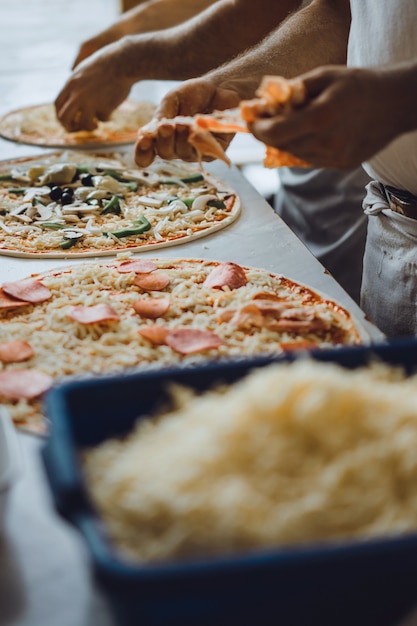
[42,339,417,626]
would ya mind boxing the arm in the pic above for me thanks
[134,0,350,165]
[205,0,350,99]
[55,0,302,131]
[73,0,217,67]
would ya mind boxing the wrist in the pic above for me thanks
[121,33,186,82]
[117,35,159,81]
[207,72,261,101]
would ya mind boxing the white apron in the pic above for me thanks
[348,0,417,336]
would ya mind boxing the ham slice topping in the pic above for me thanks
[139,325,223,353]
[218,298,329,334]
[0,340,34,363]
[134,272,171,291]
[116,259,157,274]
[68,303,120,324]
[0,289,29,309]
[165,328,223,354]
[133,297,170,319]
[204,262,247,290]
[138,325,169,345]
[218,303,264,328]
[0,369,53,400]
[2,278,52,303]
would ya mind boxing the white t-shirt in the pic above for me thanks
[348,1,417,194]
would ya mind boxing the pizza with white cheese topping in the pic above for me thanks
[0,257,366,434]
[0,151,240,257]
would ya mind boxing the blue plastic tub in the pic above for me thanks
[42,339,417,626]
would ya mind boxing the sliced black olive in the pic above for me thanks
[50,186,63,201]
[61,192,73,205]
[80,173,94,186]
[62,187,74,197]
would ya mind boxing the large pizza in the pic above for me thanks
[0,151,240,257]
[0,257,366,434]
[0,100,156,148]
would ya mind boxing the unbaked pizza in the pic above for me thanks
[0,151,240,257]
[0,257,366,434]
[0,99,156,148]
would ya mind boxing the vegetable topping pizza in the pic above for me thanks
[0,151,240,257]
[0,257,365,434]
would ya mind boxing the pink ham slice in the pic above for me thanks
[68,303,120,324]
[249,299,293,318]
[0,369,53,400]
[138,325,169,345]
[134,273,171,291]
[116,259,157,274]
[0,289,29,309]
[218,303,264,329]
[0,340,34,363]
[204,262,247,290]
[2,279,51,303]
[133,297,170,319]
[165,328,223,354]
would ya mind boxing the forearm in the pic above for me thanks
[206,0,351,99]
[113,0,217,36]
[122,0,305,81]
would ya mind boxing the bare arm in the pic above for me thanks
[206,0,351,99]
[73,0,217,67]
[56,0,303,131]
[134,0,351,165]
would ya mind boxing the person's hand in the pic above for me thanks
[55,41,134,132]
[72,30,119,68]
[134,77,240,167]
[249,65,410,170]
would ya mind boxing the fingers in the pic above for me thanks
[175,125,199,161]
[249,114,355,170]
[55,74,129,132]
[54,84,101,132]
[72,42,96,69]
[249,113,308,150]
[135,135,156,168]
[300,66,341,99]
[156,91,182,120]
[134,125,199,168]
[134,79,240,168]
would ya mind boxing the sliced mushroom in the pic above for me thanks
[39,164,77,186]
